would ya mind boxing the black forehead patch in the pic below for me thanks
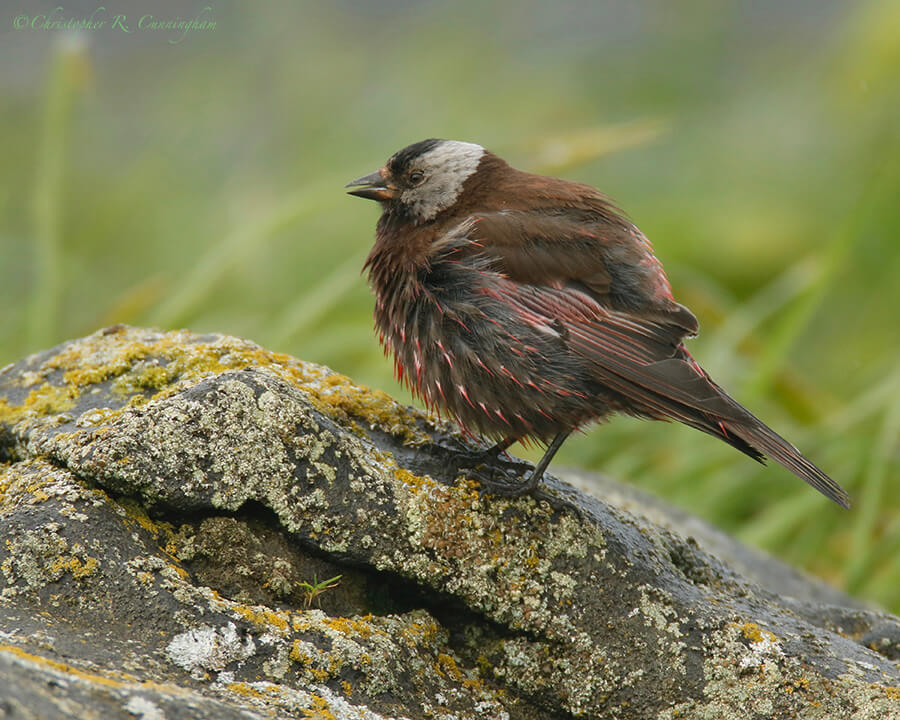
[388,138,443,174]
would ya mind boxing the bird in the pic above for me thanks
[346,138,850,509]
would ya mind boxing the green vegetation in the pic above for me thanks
[1,2,897,610]
[299,574,343,609]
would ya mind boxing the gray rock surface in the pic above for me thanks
[1,326,898,719]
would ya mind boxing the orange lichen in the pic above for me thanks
[738,622,776,644]
[302,694,338,720]
[0,644,137,688]
[322,615,376,640]
[233,604,290,633]
[435,653,463,682]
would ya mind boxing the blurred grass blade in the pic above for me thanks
[149,180,342,329]
[528,118,669,174]
[744,141,900,399]
[865,517,900,609]
[845,395,900,592]
[27,37,89,350]
[268,251,366,348]
[827,367,900,432]
[739,490,827,550]
[703,256,819,380]
[742,244,847,401]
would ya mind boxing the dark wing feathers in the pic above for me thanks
[470,211,615,293]
[495,278,850,508]
[460,208,849,509]
[468,209,699,336]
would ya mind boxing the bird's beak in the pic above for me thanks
[345,168,395,201]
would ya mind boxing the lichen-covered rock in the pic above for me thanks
[1,326,899,719]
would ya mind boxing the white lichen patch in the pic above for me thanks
[636,586,682,637]
[123,695,165,719]
[165,622,255,679]
[549,570,577,601]
[494,634,614,716]
[738,626,785,671]
[625,586,688,680]
[77,408,121,428]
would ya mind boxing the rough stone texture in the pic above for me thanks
[0,326,898,719]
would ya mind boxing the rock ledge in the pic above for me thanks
[1,326,898,719]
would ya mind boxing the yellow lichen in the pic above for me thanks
[23,383,77,416]
[165,562,190,580]
[111,365,177,396]
[71,555,99,578]
[302,694,338,720]
[233,604,290,633]
[118,499,161,536]
[25,486,50,503]
[16,328,435,453]
[322,615,375,640]
[225,682,274,699]
[476,654,493,678]
[394,466,435,491]
[291,614,312,633]
[48,555,100,579]
[738,622,776,644]
[315,374,428,445]
[435,653,463,682]
[308,666,332,683]
[399,615,441,648]
[0,644,135,688]
[0,470,11,506]
[0,397,17,425]
[290,640,310,664]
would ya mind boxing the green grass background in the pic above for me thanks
[1,1,898,609]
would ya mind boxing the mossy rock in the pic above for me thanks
[1,326,898,719]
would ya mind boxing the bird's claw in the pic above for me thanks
[451,445,518,470]
[451,442,535,493]
[453,444,579,514]
[462,463,541,497]
[451,443,535,494]
[463,465,582,516]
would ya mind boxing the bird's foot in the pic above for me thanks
[462,461,542,497]
[451,440,578,513]
[451,442,536,495]
[451,443,519,471]
[464,464,581,515]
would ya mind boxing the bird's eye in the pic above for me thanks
[409,171,425,186]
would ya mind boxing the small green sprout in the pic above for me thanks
[298,574,342,608]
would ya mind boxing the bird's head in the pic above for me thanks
[346,139,487,224]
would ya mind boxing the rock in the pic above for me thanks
[0,325,898,719]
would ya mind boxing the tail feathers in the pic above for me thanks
[610,355,851,508]
[720,417,850,509]
[666,373,851,509]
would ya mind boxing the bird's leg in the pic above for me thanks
[523,430,571,491]
[468,431,572,497]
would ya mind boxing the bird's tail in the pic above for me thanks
[610,351,851,509]
[680,404,850,510]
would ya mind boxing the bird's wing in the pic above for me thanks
[461,209,699,337]
[484,277,850,508]
[487,279,744,421]
[443,208,716,415]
